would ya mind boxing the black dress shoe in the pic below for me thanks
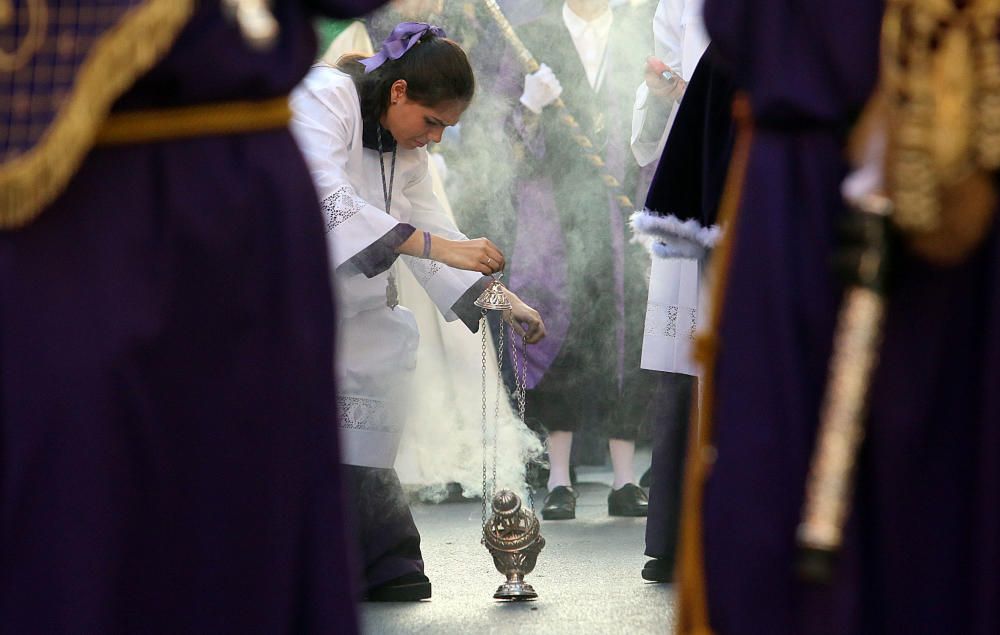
[608,483,649,517]
[541,485,578,520]
[641,558,674,583]
[364,572,432,602]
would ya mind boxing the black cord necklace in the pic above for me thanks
[377,125,399,309]
[377,125,397,216]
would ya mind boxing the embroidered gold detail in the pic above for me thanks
[0,0,196,229]
[0,0,47,72]
[881,0,1000,264]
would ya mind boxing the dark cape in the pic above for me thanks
[696,1,1000,633]
[0,2,387,633]
[632,42,736,258]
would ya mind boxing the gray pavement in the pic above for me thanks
[362,459,676,635]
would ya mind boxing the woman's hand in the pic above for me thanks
[504,288,546,344]
[432,236,505,275]
[397,233,505,275]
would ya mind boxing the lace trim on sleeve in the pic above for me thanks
[411,260,444,286]
[322,185,366,233]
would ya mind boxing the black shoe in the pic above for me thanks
[364,572,432,602]
[608,483,649,517]
[541,486,578,520]
[641,558,674,583]
[639,466,652,488]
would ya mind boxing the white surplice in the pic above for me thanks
[290,66,483,468]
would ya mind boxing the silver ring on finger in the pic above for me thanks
[486,257,493,266]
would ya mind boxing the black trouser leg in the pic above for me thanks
[644,373,695,562]
[343,466,424,591]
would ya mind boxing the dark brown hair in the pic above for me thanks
[337,33,475,125]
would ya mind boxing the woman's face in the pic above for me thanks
[382,80,467,150]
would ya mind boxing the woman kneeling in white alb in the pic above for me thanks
[290,22,545,602]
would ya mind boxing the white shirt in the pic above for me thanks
[562,2,615,90]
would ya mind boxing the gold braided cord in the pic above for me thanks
[480,0,634,210]
[882,0,1000,238]
[0,0,196,229]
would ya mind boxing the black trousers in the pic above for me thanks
[645,373,695,562]
[343,466,424,591]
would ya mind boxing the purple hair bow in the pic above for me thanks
[360,22,448,74]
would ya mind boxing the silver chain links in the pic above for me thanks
[480,312,490,530]
[508,324,532,509]
[482,311,533,527]
[493,316,503,509]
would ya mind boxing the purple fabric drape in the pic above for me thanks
[699,1,1000,633]
[0,2,389,632]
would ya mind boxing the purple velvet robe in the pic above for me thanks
[699,2,1000,633]
[0,2,386,633]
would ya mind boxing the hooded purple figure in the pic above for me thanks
[0,2,388,633]
[691,1,1000,633]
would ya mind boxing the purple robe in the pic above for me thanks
[0,2,387,633]
[699,1,1000,633]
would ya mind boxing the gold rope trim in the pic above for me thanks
[0,0,196,229]
[676,94,754,635]
[95,97,292,146]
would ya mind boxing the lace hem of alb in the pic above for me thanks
[337,395,400,433]
[322,185,366,233]
[644,303,698,341]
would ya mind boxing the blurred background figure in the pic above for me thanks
[627,0,716,585]
[679,1,1000,634]
[0,1,388,632]
[629,0,708,168]
[494,0,657,521]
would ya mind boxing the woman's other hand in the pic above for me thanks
[504,288,546,344]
